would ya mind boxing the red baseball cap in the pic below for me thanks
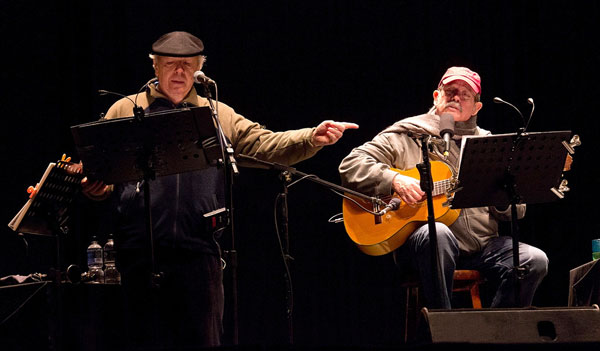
[438,66,481,94]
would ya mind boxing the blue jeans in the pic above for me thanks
[394,222,548,308]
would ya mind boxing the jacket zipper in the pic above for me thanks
[173,174,180,238]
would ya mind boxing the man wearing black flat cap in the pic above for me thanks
[82,31,358,349]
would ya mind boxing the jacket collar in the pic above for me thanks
[148,82,200,107]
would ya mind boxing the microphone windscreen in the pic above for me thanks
[439,113,455,136]
[193,70,204,83]
[194,70,214,84]
[389,197,402,209]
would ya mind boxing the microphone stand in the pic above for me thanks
[278,170,294,344]
[505,137,529,307]
[506,175,525,306]
[237,154,383,205]
[140,159,161,288]
[98,87,162,288]
[493,97,535,306]
[198,81,240,345]
[415,136,444,309]
[236,154,383,343]
[110,104,162,290]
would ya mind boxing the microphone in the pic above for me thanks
[194,70,216,85]
[376,197,402,216]
[98,89,145,120]
[98,89,133,102]
[493,96,526,128]
[439,113,455,156]
[526,97,535,131]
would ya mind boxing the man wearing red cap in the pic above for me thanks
[82,31,358,349]
[339,67,548,310]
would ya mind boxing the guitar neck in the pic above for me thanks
[432,178,452,197]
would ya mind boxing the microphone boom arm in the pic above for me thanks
[237,154,385,207]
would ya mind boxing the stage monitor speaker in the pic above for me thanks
[418,305,600,345]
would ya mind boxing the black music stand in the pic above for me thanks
[71,106,221,184]
[8,159,84,286]
[451,130,571,305]
[9,161,83,237]
[70,106,222,284]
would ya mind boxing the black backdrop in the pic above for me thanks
[1,0,598,348]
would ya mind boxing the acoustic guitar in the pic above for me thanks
[342,161,460,256]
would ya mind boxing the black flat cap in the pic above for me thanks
[151,31,204,57]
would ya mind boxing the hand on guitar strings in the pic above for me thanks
[392,173,424,205]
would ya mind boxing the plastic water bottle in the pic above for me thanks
[103,234,121,284]
[87,236,104,283]
[593,239,600,261]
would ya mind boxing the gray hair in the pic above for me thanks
[149,54,207,68]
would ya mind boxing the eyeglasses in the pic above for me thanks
[442,87,475,101]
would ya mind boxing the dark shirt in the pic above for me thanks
[113,97,226,255]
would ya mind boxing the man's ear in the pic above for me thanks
[432,89,441,104]
[152,57,159,77]
[473,101,483,116]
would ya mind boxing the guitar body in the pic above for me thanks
[342,161,460,256]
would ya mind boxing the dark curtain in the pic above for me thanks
[1,1,598,348]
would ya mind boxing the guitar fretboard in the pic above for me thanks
[433,179,452,197]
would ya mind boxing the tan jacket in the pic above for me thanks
[105,83,322,165]
[86,83,323,201]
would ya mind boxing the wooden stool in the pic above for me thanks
[401,269,484,343]
[452,269,484,308]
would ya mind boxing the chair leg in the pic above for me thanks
[403,286,410,343]
[401,272,483,343]
[470,283,482,308]
[403,286,419,343]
